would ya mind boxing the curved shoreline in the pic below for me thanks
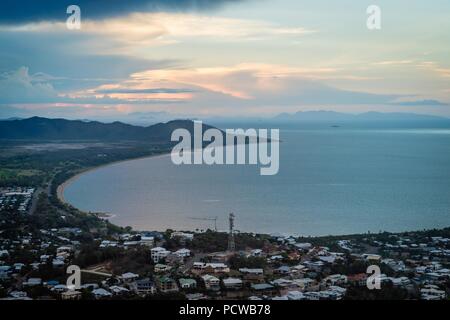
[56,151,450,237]
[56,152,171,206]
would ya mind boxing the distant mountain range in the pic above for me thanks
[0,117,214,142]
[1,112,449,141]
[273,111,450,122]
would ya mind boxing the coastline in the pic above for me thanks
[56,152,171,207]
[55,149,450,237]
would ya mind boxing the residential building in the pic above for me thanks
[202,274,220,291]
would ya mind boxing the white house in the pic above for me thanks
[140,235,154,247]
[150,247,170,263]
[170,232,194,241]
[250,249,263,257]
[323,274,348,286]
[193,262,230,273]
[175,248,191,258]
[287,290,305,300]
[121,272,139,282]
[92,288,112,299]
[239,268,264,275]
[202,274,220,291]
[222,277,243,290]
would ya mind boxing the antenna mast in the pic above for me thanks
[228,213,235,252]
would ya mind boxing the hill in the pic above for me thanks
[0,117,213,142]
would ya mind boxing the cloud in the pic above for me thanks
[0,66,192,106]
[94,88,195,94]
[391,99,448,106]
[374,60,414,66]
[0,13,314,55]
[0,66,60,103]
[416,61,450,78]
[77,63,400,115]
[0,0,243,24]
[0,29,179,93]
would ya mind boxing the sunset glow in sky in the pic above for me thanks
[0,0,449,120]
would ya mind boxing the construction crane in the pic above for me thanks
[188,216,218,232]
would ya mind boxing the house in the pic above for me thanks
[323,274,347,287]
[304,261,324,272]
[61,290,82,300]
[123,241,139,248]
[179,278,197,290]
[109,286,130,295]
[208,252,231,263]
[222,278,243,290]
[45,280,60,288]
[251,283,276,297]
[382,258,406,272]
[293,278,317,291]
[239,268,264,283]
[175,248,191,258]
[51,284,69,293]
[13,263,25,272]
[288,252,301,261]
[40,254,50,262]
[52,258,65,269]
[250,249,263,257]
[154,264,172,273]
[389,277,411,287]
[202,274,220,291]
[135,278,156,295]
[9,291,28,299]
[99,240,118,248]
[239,268,264,275]
[347,273,368,286]
[170,232,194,241]
[165,253,184,265]
[291,264,307,274]
[206,263,230,274]
[186,293,207,300]
[56,246,73,255]
[92,288,112,299]
[318,255,337,264]
[150,247,170,263]
[272,279,298,292]
[0,266,11,280]
[363,254,382,262]
[23,278,42,286]
[193,262,207,270]
[156,276,179,293]
[140,235,154,247]
[287,290,305,300]
[295,243,313,251]
[121,272,139,282]
[421,286,446,300]
[303,291,321,300]
[194,262,230,274]
[275,266,291,275]
[269,255,283,261]
[81,283,99,290]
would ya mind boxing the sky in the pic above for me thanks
[0,0,449,121]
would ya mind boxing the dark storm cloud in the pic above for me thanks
[0,0,243,24]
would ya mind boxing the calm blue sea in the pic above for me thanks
[64,124,450,236]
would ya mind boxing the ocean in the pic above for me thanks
[63,123,450,236]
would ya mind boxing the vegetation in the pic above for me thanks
[188,230,267,252]
[229,255,267,269]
